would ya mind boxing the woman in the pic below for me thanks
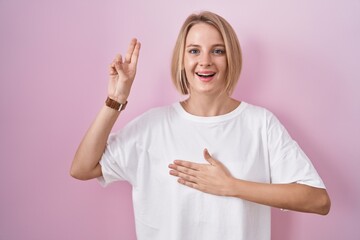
[71,11,330,240]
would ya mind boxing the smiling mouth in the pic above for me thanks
[196,72,216,78]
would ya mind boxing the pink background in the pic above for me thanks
[1,0,359,239]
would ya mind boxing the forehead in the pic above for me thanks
[186,23,224,45]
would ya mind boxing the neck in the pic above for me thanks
[181,92,240,117]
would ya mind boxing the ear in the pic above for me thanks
[203,148,216,165]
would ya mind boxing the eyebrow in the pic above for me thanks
[186,44,225,48]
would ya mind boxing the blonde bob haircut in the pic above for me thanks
[171,11,242,95]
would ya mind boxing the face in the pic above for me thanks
[183,23,228,96]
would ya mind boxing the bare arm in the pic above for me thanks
[70,39,141,180]
[169,149,331,215]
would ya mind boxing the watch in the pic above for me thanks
[105,97,128,111]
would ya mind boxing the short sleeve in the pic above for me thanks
[97,121,142,187]
[266,111,326,189]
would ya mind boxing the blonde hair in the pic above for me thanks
[171,11,242,95]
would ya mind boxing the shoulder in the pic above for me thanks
[134,104,175,123]
[241,102,275,120]
[239,102,286,133]
[110,104,176,141]
[124,104,176,130]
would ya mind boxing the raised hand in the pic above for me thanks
[108,38,141,103]
[168,149,235,196]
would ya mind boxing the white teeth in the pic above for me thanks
[196,73,215,77]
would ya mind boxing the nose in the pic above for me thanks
[199,53,212,66]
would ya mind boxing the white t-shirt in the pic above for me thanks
[98,102,325,240]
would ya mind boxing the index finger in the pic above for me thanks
[124,38,141,64]
[173,160,202,171]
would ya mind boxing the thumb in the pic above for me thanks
[203,148,216,165]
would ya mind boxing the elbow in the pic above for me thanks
[298,186,331,215]
[69,162,89,181]
[312,189,331,215]
[70,167,91,181]
[69,158,101,181]
[69,164,84,180]
[318,192,331,215]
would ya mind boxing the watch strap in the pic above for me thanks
[105,97,127,111]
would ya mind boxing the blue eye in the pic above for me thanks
[189,49,200,54]
[212,49,225,55]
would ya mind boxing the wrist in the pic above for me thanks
[105,97,128,112]
[224,177,239,197]
[227,177,248,198]
[108,93,127,102]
